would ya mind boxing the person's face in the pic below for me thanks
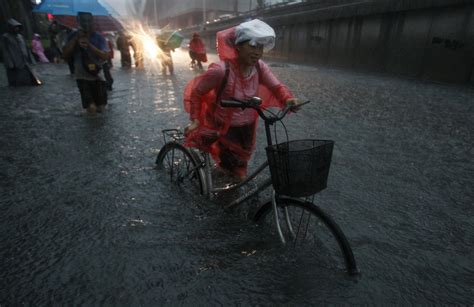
[236,41,264,66]
[13,26,21,34]
[78,14,93,32]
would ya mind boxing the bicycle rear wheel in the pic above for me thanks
[254,196,358,275]
[156,142,206,195]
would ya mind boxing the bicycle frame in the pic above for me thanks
[197,150,272,208]
[160,128,271,205]
[161,101,303,241]
[193,101,286,207]
[157,101,359,274]
[195,151,287,242]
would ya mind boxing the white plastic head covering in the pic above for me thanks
[235,19,275,52]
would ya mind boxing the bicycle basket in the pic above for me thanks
[266,139,334,197]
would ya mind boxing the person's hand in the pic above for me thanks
[285,98,298,106]
[285,98,300,112]
[184,119,200,136]
[78,37,89,49]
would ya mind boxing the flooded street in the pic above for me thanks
[0,50,472,305]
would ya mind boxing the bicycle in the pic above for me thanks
[156,97,359,275]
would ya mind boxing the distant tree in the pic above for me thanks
[257,0,266,10]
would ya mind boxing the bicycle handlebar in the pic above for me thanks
[220,97,310,124]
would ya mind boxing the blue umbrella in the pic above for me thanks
[33,0,123,31]
[33,0,110,16]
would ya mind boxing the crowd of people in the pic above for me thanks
[2,15,298,178]
[1,14,206,91]
[1,14,148,114]
[2,15,206,84]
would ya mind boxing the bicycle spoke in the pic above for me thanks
[296,207,312,244]
[156,142,205,196]
[169,148,175,181]
[254,197,358,274]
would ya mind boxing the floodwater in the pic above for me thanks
[0,49,472,305]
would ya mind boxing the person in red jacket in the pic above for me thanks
[188,32,207,70]
[183,19,298,180]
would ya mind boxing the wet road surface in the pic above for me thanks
[0,49,473,305]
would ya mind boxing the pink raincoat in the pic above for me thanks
[31,34,49,63]
[183,27,293,176]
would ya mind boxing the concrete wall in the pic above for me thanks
[145,0,253,27]
[266,3,474,84]
[189,0,474,85]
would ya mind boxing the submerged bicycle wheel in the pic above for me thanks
[254,196,358,275]
[156,142,206,195]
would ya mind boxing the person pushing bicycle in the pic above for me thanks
[184,19,298,181]
[158,21,358,275]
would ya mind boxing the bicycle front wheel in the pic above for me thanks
[156,142,206,196]
[254,196,358,275]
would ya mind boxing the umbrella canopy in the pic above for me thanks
[33,0,109,16]
[54,15,123,32]
[157,31,184,49]
[33,0,124,32]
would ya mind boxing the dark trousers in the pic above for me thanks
[76,79,108,108]
[6,67,35,86]
[103,62,113,90]
[218,123,256,175]
[67,59,75,74]
[120,52,131,68]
